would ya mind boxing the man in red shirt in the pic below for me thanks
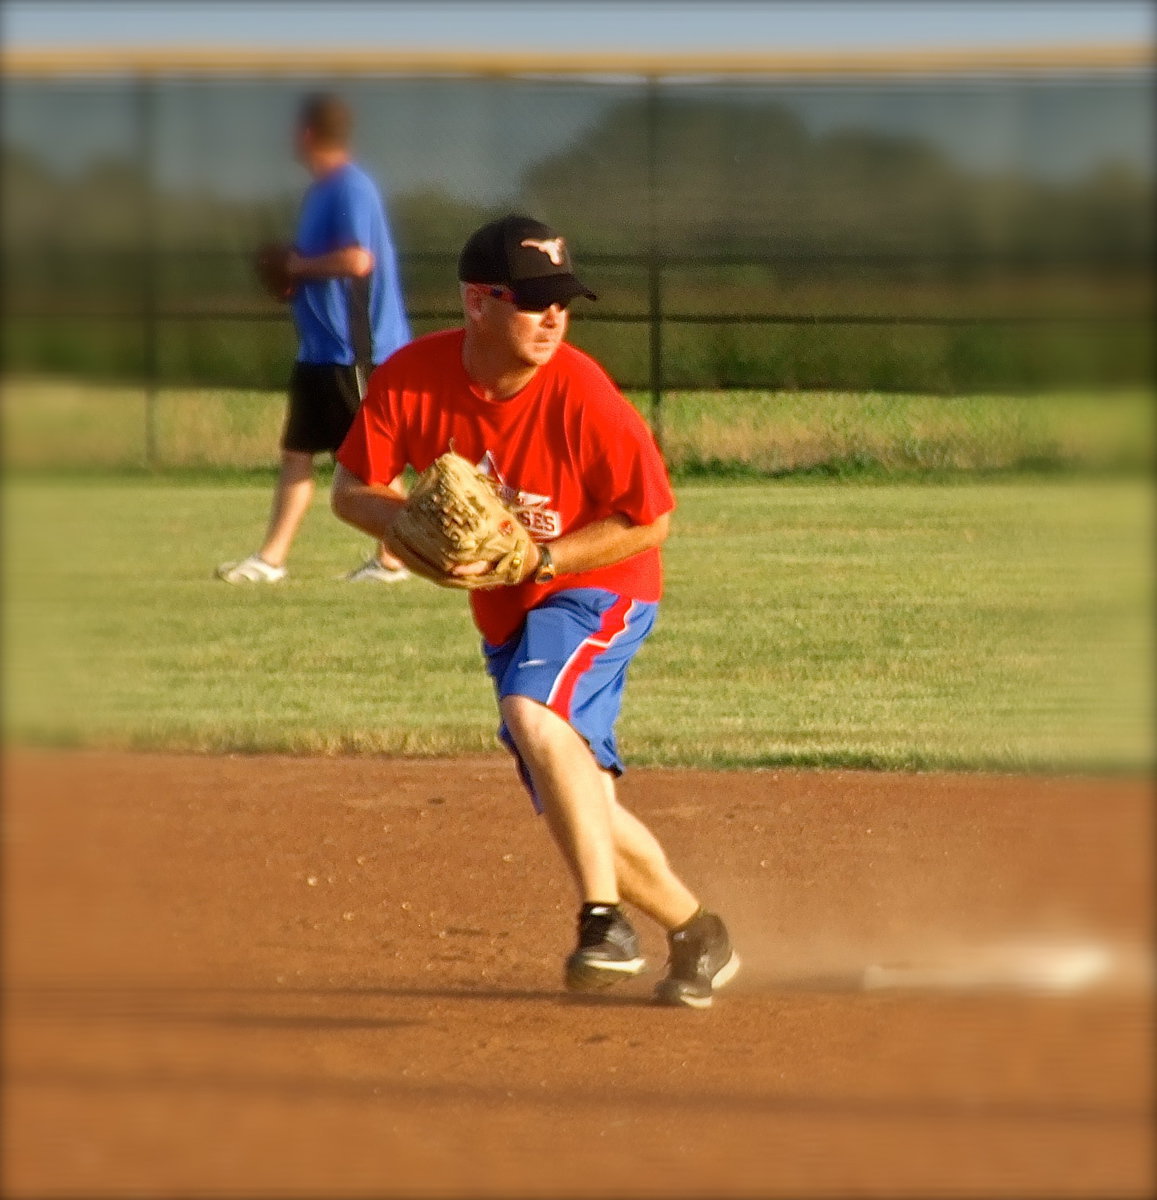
[332,215,738,1008]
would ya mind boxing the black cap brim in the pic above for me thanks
[511,274,597,312]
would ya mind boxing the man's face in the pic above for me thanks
[473,286,569,368]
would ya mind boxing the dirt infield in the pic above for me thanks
[3,750,1153,1197]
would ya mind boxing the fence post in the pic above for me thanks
[136,74,159,469]
[648,246,664,456]
[645,76,664,456]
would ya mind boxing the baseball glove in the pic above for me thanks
[389,452,536,590]
[254,241,297,302]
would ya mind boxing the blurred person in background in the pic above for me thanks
[218,91,412,584]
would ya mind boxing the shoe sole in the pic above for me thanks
[654,951,741,1009]
[216,570,285,584]
[565,955,646,992]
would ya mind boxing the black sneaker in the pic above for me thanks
[564,903,646,991]
[654,911,740,1009]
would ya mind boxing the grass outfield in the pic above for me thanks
[2,377,1152,476]
[3,475,1151,771]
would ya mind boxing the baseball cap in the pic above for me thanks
[458,214,597,311]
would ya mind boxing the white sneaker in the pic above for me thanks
[344,557,411,583]
[216,555,287,584]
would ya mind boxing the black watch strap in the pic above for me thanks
[534,544,557,584]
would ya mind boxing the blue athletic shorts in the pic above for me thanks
[482,588,659,812]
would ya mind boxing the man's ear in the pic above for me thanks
[461,283,485,322]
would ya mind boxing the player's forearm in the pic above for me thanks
[547,511,671,576]
[289,246,374,280]
[331,464,406,542]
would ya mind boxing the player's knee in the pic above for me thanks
[279,449,314,481]
[501,694,567,752]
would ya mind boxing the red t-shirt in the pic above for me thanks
[336,328,676,645]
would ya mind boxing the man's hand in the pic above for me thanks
[449,541,543,584]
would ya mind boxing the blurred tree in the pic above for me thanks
[522,94,1153,260]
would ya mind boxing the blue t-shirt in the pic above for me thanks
[291,161,410,366]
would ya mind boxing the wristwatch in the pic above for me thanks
[533,544,558,584]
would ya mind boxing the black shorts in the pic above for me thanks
[281,362,366,455]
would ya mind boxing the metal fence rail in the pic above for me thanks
[3,47,1152,462]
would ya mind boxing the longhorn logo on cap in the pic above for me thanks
[520,237,566,266]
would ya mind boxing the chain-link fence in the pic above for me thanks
[3,51,1153,463]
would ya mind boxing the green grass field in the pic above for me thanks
[3,474,1151,771]
[2,377,1152,476]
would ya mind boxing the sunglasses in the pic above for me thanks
[473,283,570,313]
[482,284,518,305]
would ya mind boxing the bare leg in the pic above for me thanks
[501,696,700,929]
[601,772,700,930]
[375,543,407,570]
[257,449,315,568]
[501,695,619,902]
